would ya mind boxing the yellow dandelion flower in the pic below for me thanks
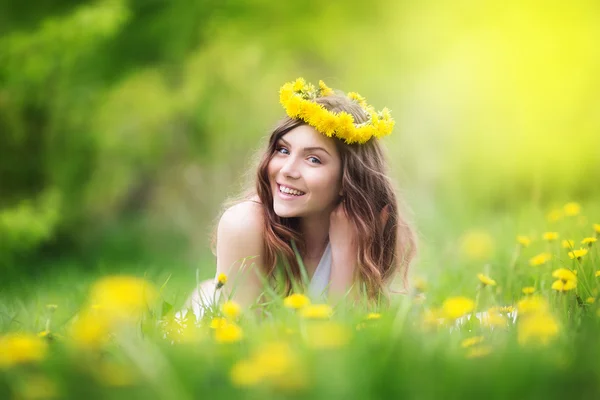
[300,304,333,320]
[305,322,351,349]
[442,296,475,320]
[518,312,559,346]
[347,92,367,107]
[461,336,485,348]
[529,253,552,267]
[413,277,428,293]
[366,313,381,320]
[543,232,559,241]
[552,280,577,292]
[582,237,597,246]
[477,273,497,287]
[222,301,241,320]
[230,359,263,387]
[546,209,563,222]
[522,286,536,295]
[292,78,306,92]
[0,333,48,368]
[214,321,243,343]
[216,273,228,289]
[283,293,311,310]
[210,317,227,329]
[586,297,595,304]
[318,80,334,97]
[596,271,600,278]
[88,276,157,321]
[465,345,492,359]
[552,268,577,282]
[460,230,494,261]
[517,296,549,315]
[568,248,588,260]
[284,95,304,118]
[563,202,581,217]
[562,239,575,249]
[70,311,111,349]
[517,235,532,247]
[593,224,600,234]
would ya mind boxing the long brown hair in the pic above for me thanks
[214,94,417,301]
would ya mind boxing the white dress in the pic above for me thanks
[182,241,333,320]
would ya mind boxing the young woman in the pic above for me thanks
[188,78,417,317]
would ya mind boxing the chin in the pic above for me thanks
[273,203,301,218]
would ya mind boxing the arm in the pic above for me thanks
[214,201,265,308]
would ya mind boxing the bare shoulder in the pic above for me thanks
[218,200,264,236]
[216,200,265,266]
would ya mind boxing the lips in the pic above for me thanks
[276,183,306,198]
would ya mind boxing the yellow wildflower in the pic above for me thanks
[0,333,48,368]
[586,297,595,304]
[222,301,241,320]
[529,253,552,267]
[88,276,157,321]
[318,80,334,97]
[230,360,263,387]
[542,232,559,241]
[292,78,306,92]
[581,237,597,246]
[283,293,311,310]
[366,313,381,320]
[70,311,111,349]
[552,280,577,292]
[305,322,351,349]
[518,312,559,346]
[442,296,475,320]
[546,209,563,222]
[562,239,575,249]
[552,268,577,282]
[477,273,496,287]
[461,336,484,348]
[563,202,581,217]
[216,273,227,289]
[460,230,494,261]
[214,321,243,343]
[300,304,333,320]
[568,248,588,260]
[210,317,227,329]
[594,224,600,234]
[522,287,535,295]
[517,235,532,247]
[465,345,493,359]
[596,271,600,278]
[517,296,549,315]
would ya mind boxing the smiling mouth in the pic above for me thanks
[277,184,306,196]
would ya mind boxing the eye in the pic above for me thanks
[308,156,322,164]
[275,146,289,155]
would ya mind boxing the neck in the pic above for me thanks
[298,212,331,259]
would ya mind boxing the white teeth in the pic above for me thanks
[279,185,305,196]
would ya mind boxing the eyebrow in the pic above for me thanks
[278,138,331,156]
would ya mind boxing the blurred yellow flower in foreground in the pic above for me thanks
[284,293,311,310]
[214,321,243,343]
[518,312,559,346]
[594,224,600,234]
[442,296,475,320]
[0,333,48,368]
[517,235,532,247]
[222,301,241,320]
[305,322,351,349]
[522,287,535,295]
[300,304,333,320]
[563,202,581,217]
[596,271,600,278]
[529,253,552,267]
[477,273,496,287]
[460,230,494,261]
[562,239,575,249]
[210,317,227,329]
[461,336,484,348]
[581,237,597,246]
[89,275,157,319]
[552,280,577,292]
[517,296,549,315]
[568,248,588,260]
[70,311,111,349]
[230,341,306,389]
[366,313,381,320]
[552,268,577,282]
[543,232,559,241]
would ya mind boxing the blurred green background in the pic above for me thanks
[2,0,599,285]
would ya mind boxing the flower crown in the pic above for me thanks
[279,78,394,144]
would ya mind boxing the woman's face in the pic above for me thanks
[268,124,343,219]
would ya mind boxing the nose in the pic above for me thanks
[279,155,301,180]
